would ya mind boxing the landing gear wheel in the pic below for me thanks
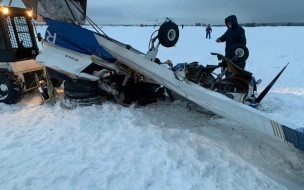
[158,21,179,47]
[0,69,23,104]
[228,44,249,62]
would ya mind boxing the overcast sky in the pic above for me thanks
[4,0,304,25]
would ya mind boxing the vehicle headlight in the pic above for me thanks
[1,7,9,14]
[27,10,33,17]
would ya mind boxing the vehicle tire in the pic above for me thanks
[64,89,100,99]
[62,96,102,109]
[228,44,249,62]
[51,78,63,88]
[158,21,179,47]
[64,80,99,92]
[0,69,23,104]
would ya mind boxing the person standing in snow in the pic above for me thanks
[206,24,212,39]
[216,15,247,69]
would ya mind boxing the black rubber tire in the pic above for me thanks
[64,89,100,99]
[62,96,102,109]
[51,78,63,88]
[64,80,99,92]
[0,69,23,104]
[228,44,249,62]
[158,21,179,47]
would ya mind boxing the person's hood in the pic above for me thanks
[225,15,238,28]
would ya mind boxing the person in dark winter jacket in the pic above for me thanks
[216,15,247,69]
[206,24,212,39]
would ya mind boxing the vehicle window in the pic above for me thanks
[14,16,33,48]
[5,17,18,48]
[6,16,33,49]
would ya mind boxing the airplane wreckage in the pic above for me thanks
[0,0,303,153]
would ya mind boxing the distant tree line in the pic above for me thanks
[103,22,304,27]
[32,22,304,27]
[240,22,304,27]
[197,22,304,27]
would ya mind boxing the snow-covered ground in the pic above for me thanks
[1,25,304,190]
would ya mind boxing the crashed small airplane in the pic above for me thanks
[0,0,302,153]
